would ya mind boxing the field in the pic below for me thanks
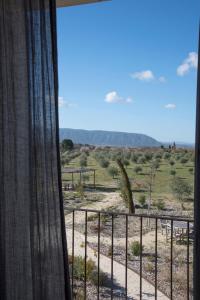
[61,146,194,216]
[62,145,194,299]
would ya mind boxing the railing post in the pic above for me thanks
[194,26,200,300]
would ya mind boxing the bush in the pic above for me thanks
[155,199,165,210]
[180,157,188,165]
[90,270,108,287]
[175,154,181,161]
[131,153,139,163]
[87,214,98,222]
[82,174,90,183]
[108,245,112,257]
[138,195,146,206]
[152,159,160,170]
[163,152,171,160]
[99,159,110,168]
[170,170,176,176]
[72,256,95,281]
[154,152,162,159]
[61,139,74,151]
[138,156,146,164]
[134,166,142,174]
[101,214,109,224]
[171,177,192,203]
[108,166,119,178]
[144,152,153,161]
[124,151,131,160]
[80,158,87,167]
[130,241,143,256]
[188,167,193,174]
[169,160,175,167]
[123,159,130,167]
[69,256,108,288]
[144,262,154,273]
[75,182,84,200]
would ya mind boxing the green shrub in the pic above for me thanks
[123,159,130,167]
[108,245,112,257]
[75,182,84,200]
[130,241,143,256]
[154,152,162,159]
[144,262,154,273]
[170,170,176,176]
[180,157,188,165]
[152,159,160,170]
[144,152,153,161]
[171,177,192,203]
[138,195,146,206]
[169,160,175,167]
[72,256,95,281]
[138,156,146,164]
[188,167,193,174]
[82,174,90,183]
[90,270,109,287]
[124,152,131,160]
[101,214,109,224]
[107,166,119,178]
[80,158,87,167]
[69,256,108,287]
[73,288,84,300]
[163,152,171,160]
[155,199,165,210]
[99,159,110,168]
[131,153,139,163]
[147,255,155,262]
[175,154,181,161]
[87,214,98,222]
[134,166,142,174]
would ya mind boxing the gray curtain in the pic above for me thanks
[0,0,71,299]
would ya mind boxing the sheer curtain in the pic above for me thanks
[0,0,71,299]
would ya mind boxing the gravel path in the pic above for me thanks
[65,192,169,299]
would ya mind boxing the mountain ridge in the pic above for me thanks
[59,128,161,148]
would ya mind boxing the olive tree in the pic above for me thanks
[171,177,192,208]
[61,139,74,152]
[145,160,159,211]
[134,166,143,174]
[108,166,119,179]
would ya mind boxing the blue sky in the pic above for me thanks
[57,0,199,143]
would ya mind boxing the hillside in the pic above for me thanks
[59,128,161,148]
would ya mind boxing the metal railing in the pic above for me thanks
[65,208,194,300]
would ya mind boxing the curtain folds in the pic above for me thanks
[0,0,71,299]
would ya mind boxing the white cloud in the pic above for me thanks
[59,97,77,108]
[131,70,155,81]
[131,70,166,83]
[164,103,176,109]
[177,52,198,76]
[105,91,133,104]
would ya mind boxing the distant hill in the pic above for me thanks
[59,128,161,148]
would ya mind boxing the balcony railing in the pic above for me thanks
[65,208,193,300]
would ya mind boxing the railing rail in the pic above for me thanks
[66,207,193,222]
[65,208,194,300]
